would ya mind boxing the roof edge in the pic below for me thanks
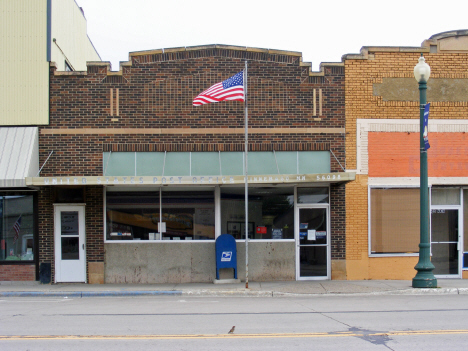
[129,44,303,58]
[342,46,430,61]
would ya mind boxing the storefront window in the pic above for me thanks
[370,188,420,255]
[106,189,215,241]
[297,187,329,204]
[221,187,294,240]
[432,188,460,206]
[0,194,35,261]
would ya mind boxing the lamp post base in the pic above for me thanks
[412,273,437,288]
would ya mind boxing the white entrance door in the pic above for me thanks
[54,205,86,283]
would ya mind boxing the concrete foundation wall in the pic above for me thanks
[104,241,295,283]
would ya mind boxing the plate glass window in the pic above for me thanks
[0,195,35,262]
[221,187,294,240]
[106,190,215,241]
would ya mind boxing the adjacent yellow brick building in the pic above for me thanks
[343,30,468,280]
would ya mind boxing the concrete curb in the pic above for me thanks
[181,290,274,297]
[384,287,468,295]
[1,288,468,298]
[0,290,182,298]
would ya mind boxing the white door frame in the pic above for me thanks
[54,204,86,283]
[295,204,331,280]
[430,204,462,278]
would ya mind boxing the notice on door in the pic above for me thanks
[61,212,79,236]
[307,230,316,241]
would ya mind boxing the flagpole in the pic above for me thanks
[244,60,249,289]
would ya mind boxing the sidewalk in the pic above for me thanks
[1,279,468,298]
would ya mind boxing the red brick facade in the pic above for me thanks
[35,46,346,281]
[0,264,35,281]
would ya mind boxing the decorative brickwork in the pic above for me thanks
[345,50,468,171]
[44,49,345,176]
[39,45,346,281]
[344,39,468,280]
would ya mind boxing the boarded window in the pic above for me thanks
[370,188,420,254]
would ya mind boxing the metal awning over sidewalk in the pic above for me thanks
[25,150,355,186]
[0,127,39,188]
[25,172,355,186]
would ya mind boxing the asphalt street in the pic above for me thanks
[1,293,468,350]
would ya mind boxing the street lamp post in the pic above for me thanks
[412,54,437,288]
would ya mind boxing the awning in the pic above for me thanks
[0,127,39,187]
[25,150,356,186]
[25,172,356,186]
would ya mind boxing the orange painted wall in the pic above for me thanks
[369,132,468,177]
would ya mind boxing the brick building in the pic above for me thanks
[26,45,353,283]
[343,30,468,280]
[0,0,99,281]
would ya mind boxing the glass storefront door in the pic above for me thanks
[431,208,461,277]
[296,207,330,279]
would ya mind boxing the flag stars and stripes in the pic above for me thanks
[193,71,245,106]
[12,216,22,245]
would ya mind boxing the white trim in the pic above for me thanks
[369,177,468,186]
[367,186,420,257]
[103,188,107,243]
[104,239,295,244]
[430,187,463,278]
[103,184,333,247]
[295,204,331,280]
[27,172,355,187]
[54,204,86,283]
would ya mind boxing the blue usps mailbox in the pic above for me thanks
[215,234,237,280]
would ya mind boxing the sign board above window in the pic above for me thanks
[102,151,331,177]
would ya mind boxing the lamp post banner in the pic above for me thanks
[423,103,430,150]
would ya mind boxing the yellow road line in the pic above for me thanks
[1,330,467,341]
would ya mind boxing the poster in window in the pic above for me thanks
[272,228,283,239]
[307,229,316,241]
[316,231,327,238]
[61,212,79,236]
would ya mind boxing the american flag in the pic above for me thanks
[12,216,21,245]
[193,71,244,106]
